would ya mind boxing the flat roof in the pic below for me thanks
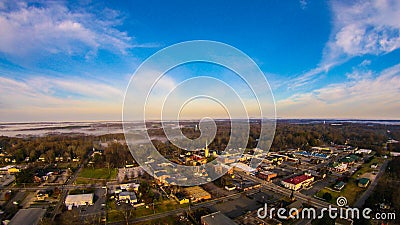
[201,211,237,225]
[283,175,313,185]
[231,163,256,172]
[9,208,46,225]
[65,193,94,204]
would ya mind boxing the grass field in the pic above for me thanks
[316,178,361,205]
[78,168,118,180]
[106,198,185,223]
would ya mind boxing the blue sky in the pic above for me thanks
[0,0,400,121]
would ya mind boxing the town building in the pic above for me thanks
[281,175,314,191]
[232,162,256,175]
[65,193,94,209]
[257,171,278,182]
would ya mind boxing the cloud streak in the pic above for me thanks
[278,63,400,119]
[0,75,124,121]
[290,0,400,89]
[0,0,145,58]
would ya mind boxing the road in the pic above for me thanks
[353,159,388,208]
[51,161,87,220]
[0,184,102,191]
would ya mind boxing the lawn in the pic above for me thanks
[106,198,186,223]
[78,168,118,180]
[316,178,361,205]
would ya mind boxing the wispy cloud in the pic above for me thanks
[299,0,308,10]
[290,0,400,89]
[0,75,124,121]
[0,0,155,59]
[278,63,400,119]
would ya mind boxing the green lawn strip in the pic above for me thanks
[78,168,117,180]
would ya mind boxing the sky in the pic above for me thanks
[0,0,399,122]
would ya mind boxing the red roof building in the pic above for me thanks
[281,174,314,190]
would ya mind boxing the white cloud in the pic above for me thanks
[328,0,400,58]
[278,63,400,119]
[0,0,137,58]
[290,0,400,89]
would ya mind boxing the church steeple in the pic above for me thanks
[205,140,209,157]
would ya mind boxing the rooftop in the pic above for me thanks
[9,208,46,225]
[201,211,237,225]
[283,175,313,185]
[65,193,94,204]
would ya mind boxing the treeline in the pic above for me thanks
[1,121,398,165]
[0,134,135,167]
[270,122,395,152]
[91,142,136,168]
[149,121,398,154]
[0,135,93,164]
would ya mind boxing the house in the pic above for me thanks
[118,191,137,203]
[358,178,370,188]
[334,181,346,191]
[201,211,237,225]
[65,193,94,209]
[281,175,314,191]
[174,192,189,204]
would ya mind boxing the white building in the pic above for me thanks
[65,193,94,209]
